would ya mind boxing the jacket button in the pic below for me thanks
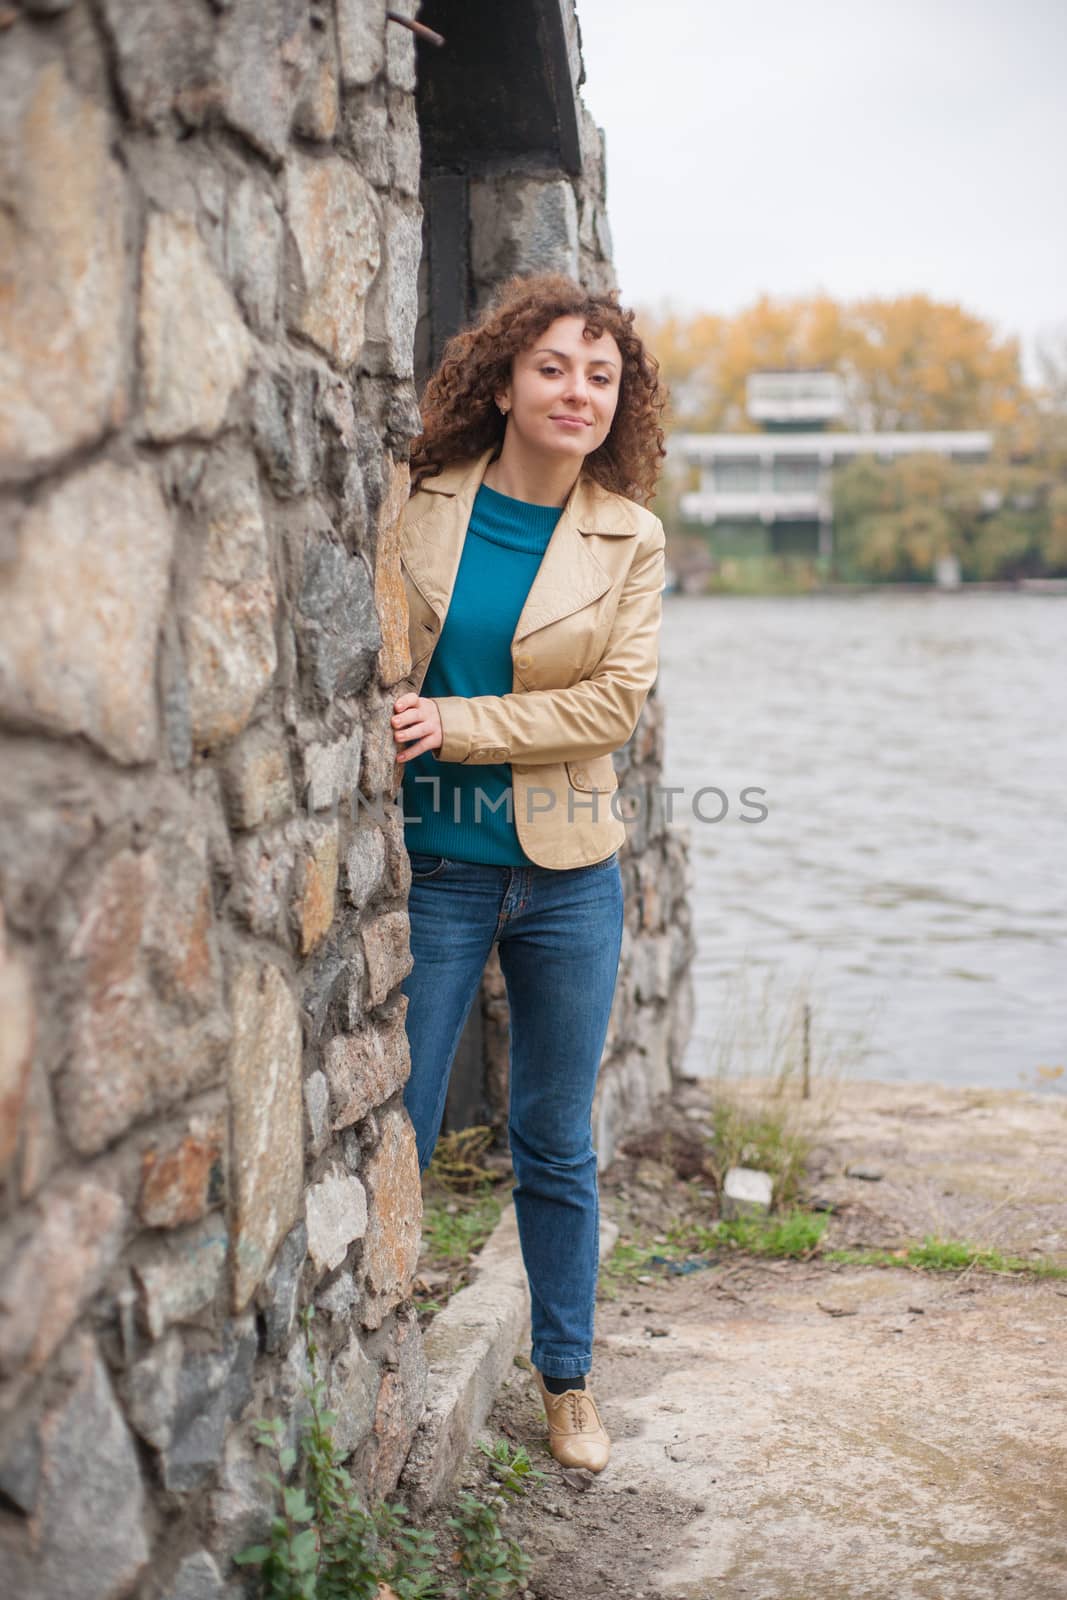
[515,652,532,669]
[573,768,588,785]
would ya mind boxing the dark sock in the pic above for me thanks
[542,1373,586,1394]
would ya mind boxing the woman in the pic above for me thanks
[392,273,667,1472]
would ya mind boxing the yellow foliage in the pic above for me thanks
[640,292,1029,434]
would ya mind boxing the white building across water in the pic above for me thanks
[675,371,992,562]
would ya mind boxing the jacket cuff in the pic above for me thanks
[433,697,475,763]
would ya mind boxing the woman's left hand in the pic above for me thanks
[391,693,443,761]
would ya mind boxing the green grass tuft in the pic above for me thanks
[825,1234,1067,1279]
[421,1190,502,1268]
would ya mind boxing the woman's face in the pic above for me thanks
[497,315,622,464]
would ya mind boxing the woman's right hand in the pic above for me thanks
[391,693,443,762]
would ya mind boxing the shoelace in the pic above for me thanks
[564,1391,598,1433]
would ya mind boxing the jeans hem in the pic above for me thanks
[531,1351,592,1379]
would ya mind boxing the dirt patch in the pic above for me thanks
[439,1078,1067,1600]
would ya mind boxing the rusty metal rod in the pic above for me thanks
[386,12,445,47]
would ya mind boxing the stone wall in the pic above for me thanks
[0,3,692,1596]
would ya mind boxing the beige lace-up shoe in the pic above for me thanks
[535,1372,611,1472]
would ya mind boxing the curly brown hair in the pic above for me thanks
[412,274,667,506]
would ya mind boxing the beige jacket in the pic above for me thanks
[397,447,666,869]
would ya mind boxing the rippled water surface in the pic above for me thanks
[656,592,1067,1091]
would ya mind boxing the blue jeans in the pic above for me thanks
[401,849,624,1380]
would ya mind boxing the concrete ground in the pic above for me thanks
[459,1079,1067,1600]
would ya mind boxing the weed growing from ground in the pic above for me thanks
[236,1310,537,1599]
[825,1235,1067,1278]
[600,1214,1067,1287]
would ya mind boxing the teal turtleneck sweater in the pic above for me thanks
[401,482,562,865]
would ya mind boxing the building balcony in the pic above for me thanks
[746,370,845,427]
[681,489,830,524]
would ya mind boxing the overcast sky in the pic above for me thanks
[574,0,1067,367]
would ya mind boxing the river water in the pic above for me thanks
[655,592,1067,1093]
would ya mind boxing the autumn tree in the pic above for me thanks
[639,293,1028,435]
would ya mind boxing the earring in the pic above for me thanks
[498,401,509,415]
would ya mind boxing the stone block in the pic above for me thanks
[294,8,340,141]
[97,0,217,132]
[361,910,413,1008]
[721,1165,774,1220]
[0,1406,40,1516]
[578,103,606,198]
[327,1329,380,1458]
[133,1215,228,1340]
[340,88,390,188]
[226,177,283,336]
[162,1552,225,1600]
[306,1167,368,1273]
[0,461,173,764]
[593,1066,623,1170]
[60,834,229,1156]
[160,612,194,771]
[304,1070,330,1158]
[359,696,403,803]
[383,378,423,444]
[324,1004,410,1131]
[273,1335,313,1454]
[470,177,579,284]
[318,371,358,451]
[285,153,380,368]
[0,1335,148,1600]
[667,968,695,1077]
[297,538,382,701]
[208,1432,273,1565]
[0,750,99,936]
[578,195,596,253]
[0,51,126,482]
[0,1175,125,1381]
[384,0,417,90]
[301,944,350,1040]
[380,798,412,895]
[348,401,386,526]
[367,1304,428,1498]
[305,729,363,814]
[293,821,340,954]
[345,824,387,908]
[388,90,420,198]
[229,959,305,1310]
[374,456,413,687]
[363,200,422,374]
[125,1318,257,1491]
[221,726,294,831]
[140,1111,226,1230]
[11,1059,56,1204]
[316,1270,358,1321]
[595,206,614,262]
[192,765,237,886]
[122,1329,183,1451]
[181,449,278,751]
[258,1219,308,1355]
[630,928,671,1007]
[337,0,386,87]
[228,821,300,943]
[360,1105,421,1329]
[341,945,369,1028]
[217,0,311,162]
[141,212,252,443]
[0,909,34,1169]
[249,357,323,498]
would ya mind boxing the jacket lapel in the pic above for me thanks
[401,448,640,643]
